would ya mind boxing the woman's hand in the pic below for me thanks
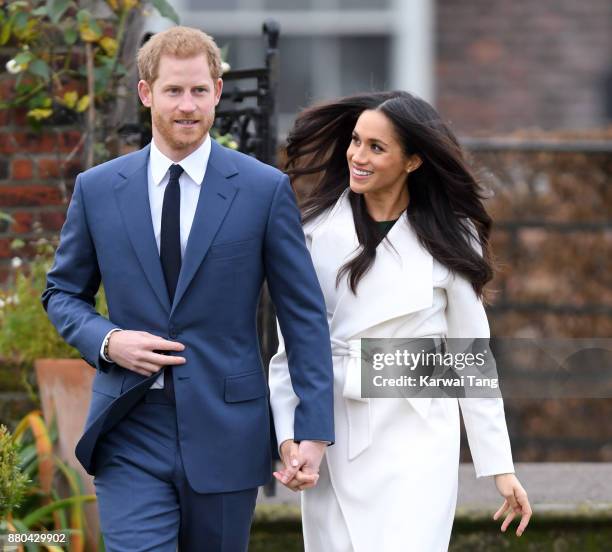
[273,439,319,492]
[493,473,532,536]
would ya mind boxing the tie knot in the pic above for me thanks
[169,164,184,182]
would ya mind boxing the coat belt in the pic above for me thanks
[331,337,444,460]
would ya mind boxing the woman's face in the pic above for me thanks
[346,109,418,198]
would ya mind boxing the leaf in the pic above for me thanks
[93,65,111,92]
[79,22,101,42]
[63,27,77,45]
[26,92,52,110]
[31,6,48,16]
[24,413,54,494]
[48,0,71,24]
[77,13,102,43]
[13,410,40,441]
[14,51,33,67]
[98,532,106,552]
[26,108,53,121]
[28,59,50,80]
[151,0,179,24]
[0,23,11,46]
[76,9,92,24]
[53,458,86,552]
[99,36,118,57]
[8,1,29,11]
[62,91,78,108]
[75,95,89,112]
[13,11,28,31]
[21,496,96,527]
[50,488,67,531]
[88,16,102,35]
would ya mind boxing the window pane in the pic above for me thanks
[339,0,390,8]
[278,37,315,113]
[215,36,314,115]
[186,0,238,9]
[339,36,390,96]
[217,36,263,69]
[265,0,311,9]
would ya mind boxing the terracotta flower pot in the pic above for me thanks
[34,358,99,550]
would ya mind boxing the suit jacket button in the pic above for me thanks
[169,329,178,339]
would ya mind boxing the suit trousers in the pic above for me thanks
[93,389,258,552]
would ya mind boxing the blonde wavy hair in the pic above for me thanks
[137,26,223,83]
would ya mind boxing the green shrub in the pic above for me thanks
[0,412,95,551]
[0,239,108,368]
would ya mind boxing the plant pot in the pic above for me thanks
[34,358,99,551]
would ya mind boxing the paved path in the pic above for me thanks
[258,463,612,515]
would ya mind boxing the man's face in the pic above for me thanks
[138,54,223,160]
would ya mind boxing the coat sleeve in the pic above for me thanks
[446,230,515,478]
[41,174,119,371]
[269,321,299,447]
[264,175,334,444]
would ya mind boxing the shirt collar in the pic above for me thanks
[150,134,212,186]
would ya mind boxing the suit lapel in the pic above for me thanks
[171,141,238,314]
[114,145,171,314]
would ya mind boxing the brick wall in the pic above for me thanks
[0,73,84,281]
[0,62,86,423]
[462,143,612,462]
[437,0,612,133]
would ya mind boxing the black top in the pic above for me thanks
[375,219,398,241]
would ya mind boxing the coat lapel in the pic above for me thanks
[171,141,238,314]
[114,145,171,314]
[312,191,433,340]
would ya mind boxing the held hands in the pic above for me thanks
[107,330,186,376]
[273,440,327,492]
[493,473,532,537]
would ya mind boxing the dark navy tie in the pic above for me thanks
[160,163,183,399]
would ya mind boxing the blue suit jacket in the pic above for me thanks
[42,140,334,493]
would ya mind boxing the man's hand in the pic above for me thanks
[273,440,326,492]
[297,440,326,477]
[107,330,186,376]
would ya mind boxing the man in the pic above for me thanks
[42,26,333,551]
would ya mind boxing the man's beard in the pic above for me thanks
[152,109,214,151]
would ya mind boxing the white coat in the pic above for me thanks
[269,190,515,552]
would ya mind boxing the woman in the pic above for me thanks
[268,91,531,551]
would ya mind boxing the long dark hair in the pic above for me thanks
[283,90,494,299]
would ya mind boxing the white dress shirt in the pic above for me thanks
[100,135,212,389]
